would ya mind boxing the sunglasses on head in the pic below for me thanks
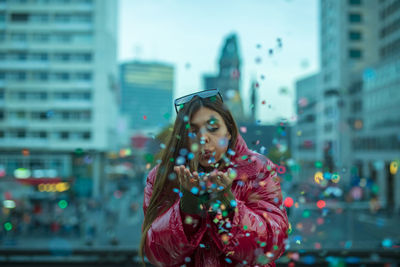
[174,89,223,114]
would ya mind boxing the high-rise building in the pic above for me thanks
[292,74,320,184]
[319,0,379,177]
[0,0,119,198]
[293,0,400,211]
[351,0,400,211]
[119,61,174,132]
[203,34,246,123]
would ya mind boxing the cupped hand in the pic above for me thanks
[174,165,202,195]
[201,168,235,194]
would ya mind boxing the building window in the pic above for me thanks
[0,31,5,42]
[83,132,91,140]
[0,13,5,23]
[53,72,70,81]
[349,31,362,41]
[8,72,26,81]
[60,131,69,139]
[10,33,27,42]
[53,33,72,43]
[349,49,363,58]
[32,33,50,43]
[10,13,29,22]
[54,14,71,23]
[349,13,362,23]
[76,72,92,81]
[17,130,26,138]
[324,123,333,133]
[31,53,48,61]
[30,14,49,23]
[32,72,49,81]
[54,53,70,62]
[349,0,362,5]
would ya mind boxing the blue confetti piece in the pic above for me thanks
[230,200,237,207]
[302,255,315,265]
[190,187,199,195]
[345,257,360,264]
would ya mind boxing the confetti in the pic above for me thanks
[390,161,398,175]
[240,126,247,133]
[190,187,199,195]
[277,165,286,174]
[176,156,185,165]
[316,200,326,209]
[179,148,188,156]
[302,210,311,218]
[283,197,294,208]
[184,216,193,225]
[314,172,323,184]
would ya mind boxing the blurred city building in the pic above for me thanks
[203,33,246,123]
[293,0,400,212]
[0,0,119,209]
[119,61,174,134]
[292,73,320,185]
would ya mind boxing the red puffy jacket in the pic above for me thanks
[143,134,289,267]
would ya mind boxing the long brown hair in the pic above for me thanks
[139,95,238,266]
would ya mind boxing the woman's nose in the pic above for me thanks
[198,129,209,144]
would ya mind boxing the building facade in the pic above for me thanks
[203,34,246,123]
[292,0,400,211]
[0,0,119,198]
[119,61,174,133]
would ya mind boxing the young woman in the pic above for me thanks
[139,89,289,267]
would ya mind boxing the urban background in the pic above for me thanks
[0,0,399,266]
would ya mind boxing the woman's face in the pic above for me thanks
[188,107,231,168]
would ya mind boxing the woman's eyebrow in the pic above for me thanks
[190,116,219,128]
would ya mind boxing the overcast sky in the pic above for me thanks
[118,0,320,124]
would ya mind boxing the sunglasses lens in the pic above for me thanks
[175,95,193,106]
[174,89,222,113]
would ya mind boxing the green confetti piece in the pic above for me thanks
[145,154,154,163]
[4,222,12,231]
[213,218,219,224]
[267,165,272,171]
[243,225,248,230]
[241,155,248,160]
[163,113,170,120]
[260,242,266,247]
[222,210,228,217]
[315,161,323,168]
[273,245,278,250]
[302,209,311,218]
[185,123,190,129]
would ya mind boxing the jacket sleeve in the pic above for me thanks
[207,159,289,266]
[142,166,208,267]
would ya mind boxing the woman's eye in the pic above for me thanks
[207,126,219,132]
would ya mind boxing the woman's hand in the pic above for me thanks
[174,165,201,195]
[201,168,234,194]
